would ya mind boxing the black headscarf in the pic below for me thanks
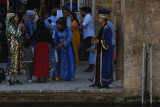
[25,18,55,47]
[35,18,50,40]
[70,12,80,26]
[56,17,67,32]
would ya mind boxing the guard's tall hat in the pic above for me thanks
[98,9,110,19]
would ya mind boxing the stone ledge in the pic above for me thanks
[0,89,124,93]
[0,89,124,103]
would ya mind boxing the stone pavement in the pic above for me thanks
[0,61,122,92]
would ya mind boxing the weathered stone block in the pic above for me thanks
[153,77,160,89]
[123,78,141,95]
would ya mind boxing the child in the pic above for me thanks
[47,19,57,36]
[48,48,58,81]
[46,19,59,81]
[85,39,97,72]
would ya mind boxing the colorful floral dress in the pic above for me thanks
[6,25,25,77]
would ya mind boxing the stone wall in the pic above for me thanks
[95,0,160,96]
[123,0,160,96]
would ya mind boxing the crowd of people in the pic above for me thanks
[0,1,116,88]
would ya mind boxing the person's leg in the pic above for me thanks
[24,63,29,79]
[90,54,101,87]
[83,36,92,61]
[25,63,31,82]
[49,45,54,80]
[13,75,23,85]
[7,75,13,85]
[29,62,33,81]
[25,62,33,82]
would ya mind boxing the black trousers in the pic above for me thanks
[95,51,100,84]
[83,36,93,60]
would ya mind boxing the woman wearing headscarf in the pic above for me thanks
[70,12,80,65]
[24,10,36,83]
[54,17,76,81]
[26,18,55,83]
[6,13,25,85]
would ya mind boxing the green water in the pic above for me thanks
[0,104,158,107]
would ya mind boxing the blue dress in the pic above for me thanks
[54,27,76,81]
[89,45,96,65]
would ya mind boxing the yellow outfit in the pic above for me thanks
[71,21,80,65]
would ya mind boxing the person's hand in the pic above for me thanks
[55,46,58,50]
[70,27,74,31]
[18,22,24,29]
[73,25,77,28]
[80,15,83,22]
[55,44,63,50]
[56,62,58,65]
[0,30,2,34]
[21,26,26,32]
[93,39,99,45]
[57,44,63,49]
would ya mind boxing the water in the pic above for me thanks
[0,104,159,107]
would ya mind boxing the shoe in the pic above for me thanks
[84,68,93,72]
[55,77,60,81]
[36,78,41,83]
[13,80,23,85]
[42,77,47,83]
[48,78,51,82]
[88,78,93,82]
[7,80,14,85]
[97,85,109,89]
[89,83,101,87]
[28,80,32,83]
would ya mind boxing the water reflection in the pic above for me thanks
[0,104,159,107]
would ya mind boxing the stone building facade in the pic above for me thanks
[95,0,160,96]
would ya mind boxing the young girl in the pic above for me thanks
[85,39,97,72]
[48,48,58,82]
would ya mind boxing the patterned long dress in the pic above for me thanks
[6,25,25,77]
[54,27,76,81]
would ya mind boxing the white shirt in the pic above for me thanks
[67,16,72,27]
[82,13,95,39]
